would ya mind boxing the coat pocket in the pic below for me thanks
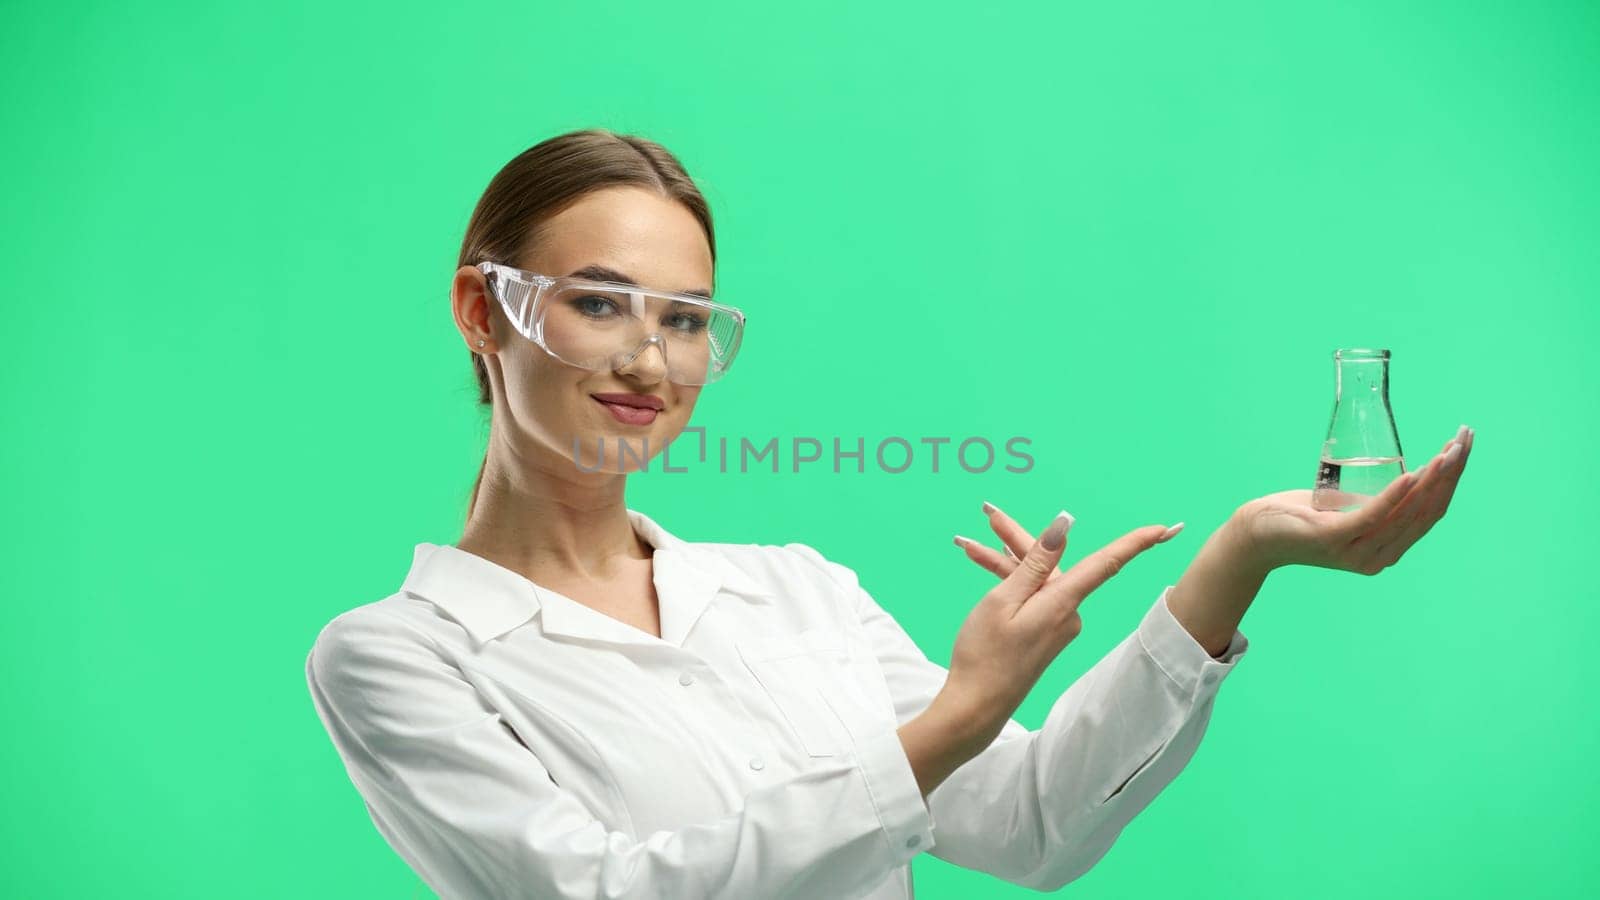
[738,628,852,758]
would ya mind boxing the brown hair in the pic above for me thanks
[454,129,716,520]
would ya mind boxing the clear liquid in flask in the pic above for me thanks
[1312,454,1406,511]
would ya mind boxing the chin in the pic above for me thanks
[569,425,679,475]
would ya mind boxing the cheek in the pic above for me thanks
[668,388,702,423]
[504,354,584,426]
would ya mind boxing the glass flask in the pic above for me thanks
[1311,348,1408,512]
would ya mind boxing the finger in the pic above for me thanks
[1439,426,1474,499]
[953,534,1019,579]
[1407,425,1475,527]
[1351,433,1467,558]
[1418,425,1473,486]
[1365,476,1452,570]
[1409,426,1471,499]
[1391,434,1470,523]
[1433,426,1465,460]
[1368,429,1473,566]
[1035,523,1175,612]
[983,501,1069,560]
[1337,452,1431,539]
[991,510,1073,606]
[1367,496,1446,570]
[1348,467,1440,559]
[957,531,1065,586]
[1422,433,1471,507]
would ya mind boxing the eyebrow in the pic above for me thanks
[565,264,712,300]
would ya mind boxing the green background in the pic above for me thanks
[3,0,1595,896]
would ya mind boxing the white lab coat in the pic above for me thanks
[305,508,1248,899]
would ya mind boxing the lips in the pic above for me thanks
[590,392,665,410]
[591,392,663,426]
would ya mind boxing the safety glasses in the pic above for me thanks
[476,261,747,386]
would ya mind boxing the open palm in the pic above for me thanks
[1242,425,1475,574]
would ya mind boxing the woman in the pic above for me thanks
[305,129,1473,899]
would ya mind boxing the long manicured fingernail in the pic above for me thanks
[953,534,972,548]
[1455,424,1469,444]
[1039,510,1073,551]
[981,501,997,516]
[1157,522,1186,543]
[1444,442,1462,463]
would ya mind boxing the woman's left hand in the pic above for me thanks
[1236,424,1475,574]
[955,425,1474,579]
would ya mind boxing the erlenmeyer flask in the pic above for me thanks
[1311,348,1408,511]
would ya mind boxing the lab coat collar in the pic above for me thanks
[399,508,775,649]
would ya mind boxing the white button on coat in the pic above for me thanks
[306,508,1249,899]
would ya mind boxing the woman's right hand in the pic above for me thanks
[939,510,1180,747]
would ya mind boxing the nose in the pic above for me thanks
[615,333,670,384]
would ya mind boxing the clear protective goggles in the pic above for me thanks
[476,261,746,386]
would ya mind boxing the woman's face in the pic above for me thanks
[455,186,715,476]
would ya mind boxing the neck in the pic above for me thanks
[456,428,650,584]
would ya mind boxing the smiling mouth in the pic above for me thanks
[589,392,664,410]
[592,395,661,425]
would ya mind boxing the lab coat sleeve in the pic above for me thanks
[305,607,935,900]
[783,543,1248,892]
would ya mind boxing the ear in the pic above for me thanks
[451,265,497,352]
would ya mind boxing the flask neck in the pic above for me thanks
[1336,359,1390,403]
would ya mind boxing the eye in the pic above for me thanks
[666,311,709,333]
[573,295,620,318]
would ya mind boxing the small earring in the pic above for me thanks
[476,339,486,348]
